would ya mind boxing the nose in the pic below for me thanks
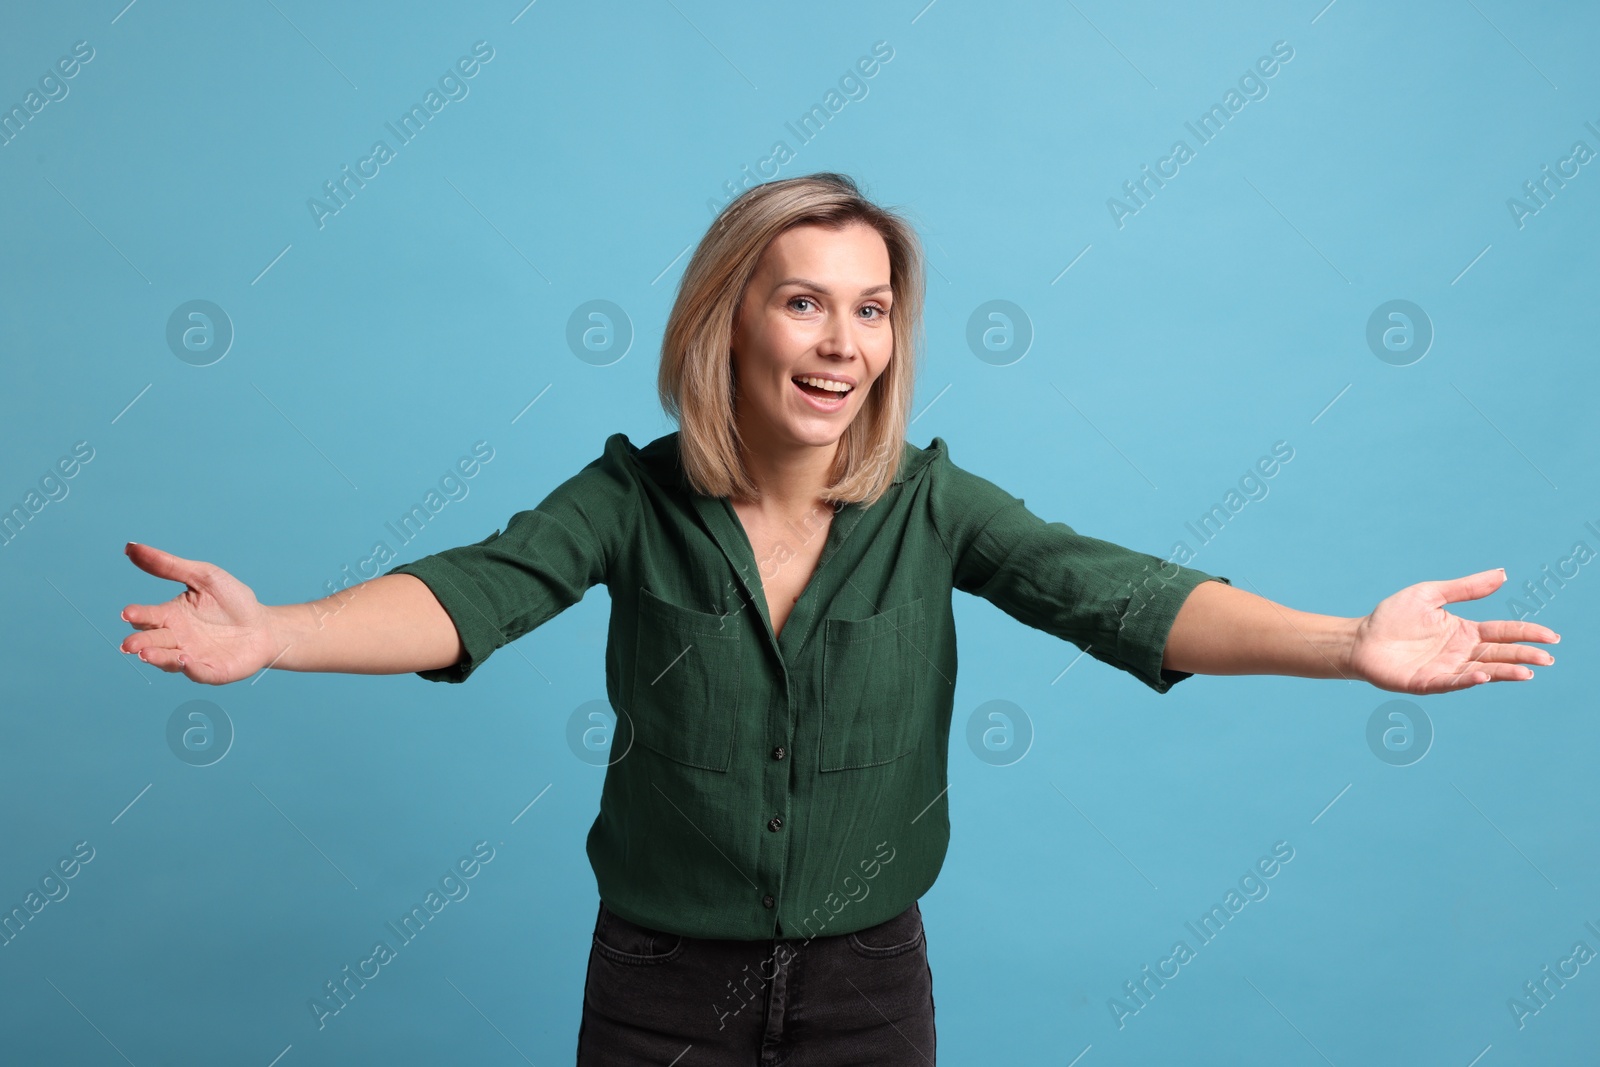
[816,310,861,362]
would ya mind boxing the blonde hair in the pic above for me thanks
[658,172,924,507]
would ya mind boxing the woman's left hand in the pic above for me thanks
[1348,568,1560,694]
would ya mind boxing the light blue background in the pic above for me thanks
[2,1,1596,1063]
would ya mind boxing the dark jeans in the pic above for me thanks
[577,898,936,1065]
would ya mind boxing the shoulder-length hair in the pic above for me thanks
[658,172,925,507]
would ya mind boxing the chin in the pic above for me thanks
[790,425,846,448]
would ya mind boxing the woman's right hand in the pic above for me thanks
[120,542,281,685]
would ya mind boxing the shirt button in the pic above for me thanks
[767,815,783,832]
[771,745,786,760]
[762,894,775,908]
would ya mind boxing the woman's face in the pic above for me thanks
[729,220,894,452]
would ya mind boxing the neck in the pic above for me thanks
[732,422,839,514]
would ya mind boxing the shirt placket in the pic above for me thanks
[687,494,868,933]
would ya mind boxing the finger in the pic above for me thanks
[1474,619,1561,646]
[122,629,177,655]
[1472,643,1555,667]
[1456,663,1535,686]
[1480,662,1536,682]
[137,646,188,674]
[124,542,215,588]
[120,603,168,630]
[1424,568,1508,606]
[1421,662,1533,693]
[1416,668,1481,694]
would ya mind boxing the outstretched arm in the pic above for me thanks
[121,542,463,684]
[1161,567,1560,695]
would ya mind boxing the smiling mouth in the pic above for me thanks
[792,376,853,402]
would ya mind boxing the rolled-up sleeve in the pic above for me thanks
[382,434,637,683]
[930,440,1230,694]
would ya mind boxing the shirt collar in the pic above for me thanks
[633,431,939,494]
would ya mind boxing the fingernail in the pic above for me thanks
[137,651,147,661]
[120,609,128,621]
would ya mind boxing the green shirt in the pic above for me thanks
[383,432,1229,940]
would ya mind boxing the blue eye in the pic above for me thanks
[787,296,889,318]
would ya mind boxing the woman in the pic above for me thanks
[119,173,1559,1064]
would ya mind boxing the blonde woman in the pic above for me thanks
[120,172,1559,1064]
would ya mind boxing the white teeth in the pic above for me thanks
[794,375,852,393]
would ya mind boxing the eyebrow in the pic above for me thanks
[774,277,892,297]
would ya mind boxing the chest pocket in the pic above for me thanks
[820,597,926,772]
[629,586,742,772]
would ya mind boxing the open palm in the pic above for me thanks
[1349,568,1559,695]
[119,542,279,685]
